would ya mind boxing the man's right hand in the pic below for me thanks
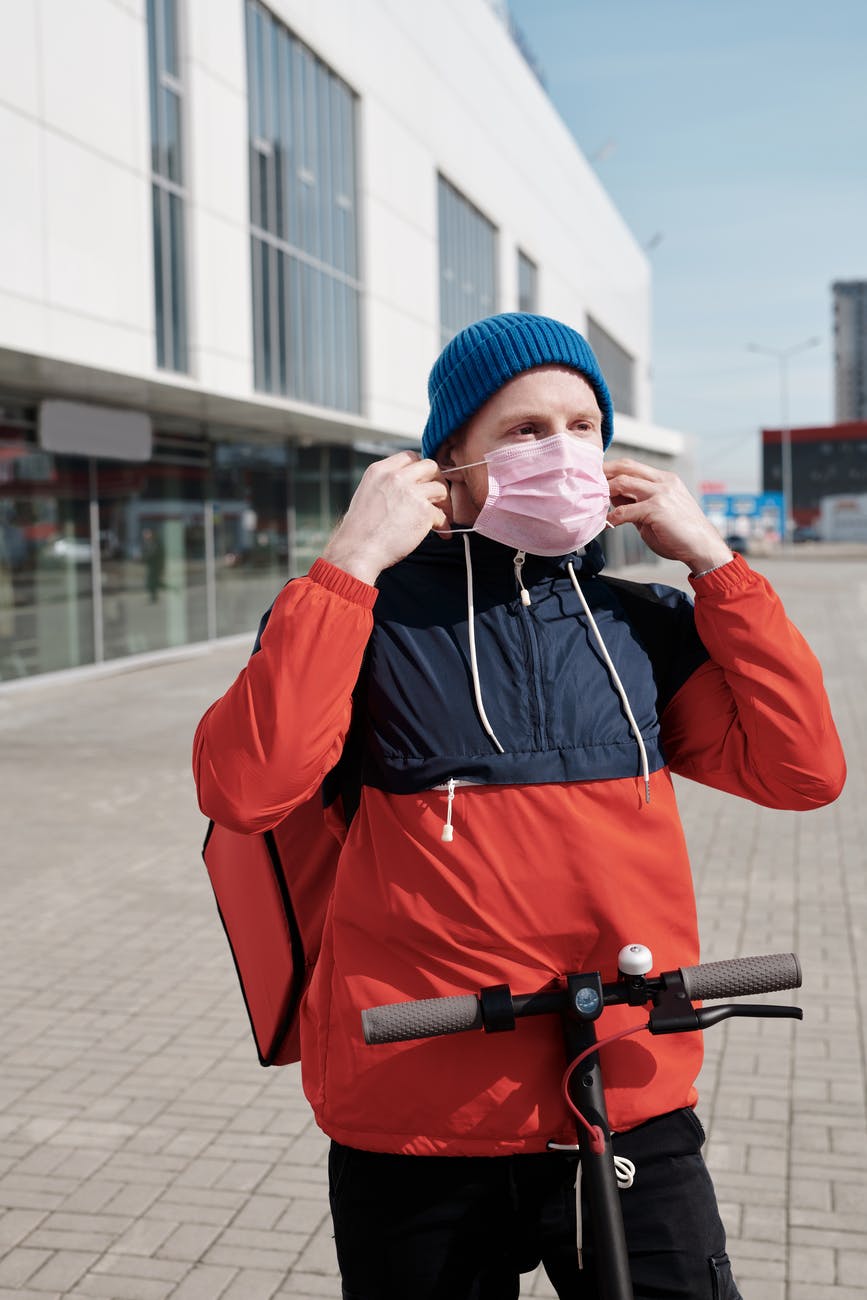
[321,451,452,586]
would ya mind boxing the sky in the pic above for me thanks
[508,0,867,490]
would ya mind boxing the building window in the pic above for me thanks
[292,443,377,573]
[586,317,635,418]
[0,389,395,680]
[437,176,498,346]
[517,250,537,314]
[211,441,289,637]
[0,404,96,679]
[245,2,361,412]
[146,0,189,373]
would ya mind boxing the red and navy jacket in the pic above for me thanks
[193,535,845,1155]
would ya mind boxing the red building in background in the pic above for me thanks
[762,421,867,528]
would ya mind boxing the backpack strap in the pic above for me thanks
[320,647,369,828]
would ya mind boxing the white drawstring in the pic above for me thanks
[455,542,649,803]
[566,562,651,805]
[463,535,505,756]
[548,1142,636,1268]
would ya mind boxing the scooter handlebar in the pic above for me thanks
[678,952,801,1001]
[361,952,803,1045]
[361,993,482,1045]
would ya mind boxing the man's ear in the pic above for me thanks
[438,434,461,472]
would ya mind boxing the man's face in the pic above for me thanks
[439,365,604,522]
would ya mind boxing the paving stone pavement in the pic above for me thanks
[1,552,864,1300]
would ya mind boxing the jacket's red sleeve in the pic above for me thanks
[660,554,846,810]
[192,558,378,834]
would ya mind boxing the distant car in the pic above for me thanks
[48,536,92,564]
[792,526,821,544]
[724,534,749,556]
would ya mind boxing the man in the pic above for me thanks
[193,313,845,1299]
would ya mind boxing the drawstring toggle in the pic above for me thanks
[441,777,456,842]
[513,550,532,606]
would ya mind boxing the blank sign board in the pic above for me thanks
[39,401,153,462]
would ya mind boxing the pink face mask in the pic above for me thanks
[443,433,611,556]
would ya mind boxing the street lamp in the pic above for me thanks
[746,337,821,544]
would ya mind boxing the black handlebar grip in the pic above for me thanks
[679,953,802,1001]
[361,994,483,1045]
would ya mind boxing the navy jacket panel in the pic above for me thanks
[361,533,709,794]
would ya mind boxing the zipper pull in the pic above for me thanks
[441,777,456,842]
[513,550,532,606]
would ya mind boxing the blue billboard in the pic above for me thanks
[700,492,784,543]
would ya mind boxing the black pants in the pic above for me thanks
[329,1108,742,1300]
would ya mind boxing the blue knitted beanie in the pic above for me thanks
[421,313,614,459]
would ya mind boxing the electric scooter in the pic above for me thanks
[362,945,802,1300]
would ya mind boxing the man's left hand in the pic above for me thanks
[604,458,734,574]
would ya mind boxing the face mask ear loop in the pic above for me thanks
[463,534,505,755]
[567,562,651,805]
[432,459,490,537]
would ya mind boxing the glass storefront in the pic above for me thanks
[0,393,658,683]
[213,439,289,637]
[98,434,209,660]
[293,443,375,574]
[0,398,377,683]
[1,407,95,679]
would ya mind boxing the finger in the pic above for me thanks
[430,503,451,538]
[364,451,421,485]
[403,455,443,482]
[423,481,454,530]
[605,473,660,503]
[603,458,664,482]
[378,450,422,473]
[423,479,450,505]
[607,500,653,527]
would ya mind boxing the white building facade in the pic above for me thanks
[0,0,685,682]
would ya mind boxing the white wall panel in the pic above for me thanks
[0,109,44,301]
[43,132,151,336]
[186,63,248,228]
[41,0,147,172]
[185,0,247,95]
[364,202,435,323]
[361,99,436,237]
[191,209,252,389]
[0,0,40,117]
[46,302,150,373]
[365,297,437,437]
[0,293,46,356]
